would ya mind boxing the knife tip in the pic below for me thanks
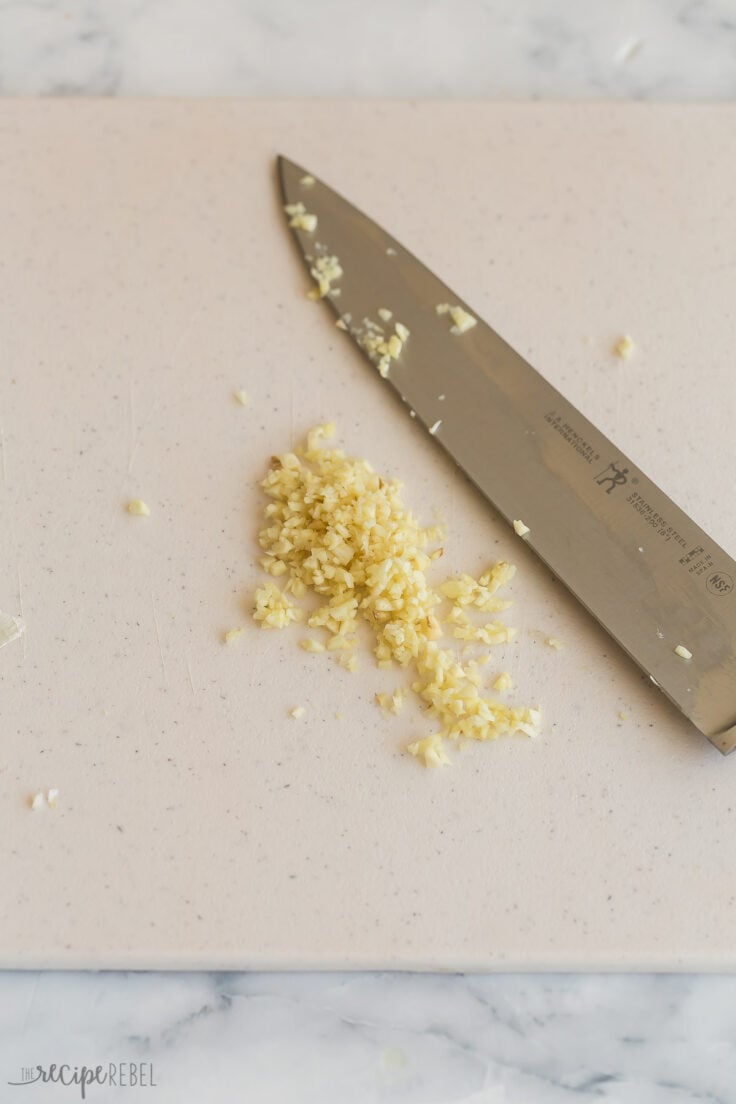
[275,154,313,203]
[276,153,299,176]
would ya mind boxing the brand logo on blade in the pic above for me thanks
[595,461,629,495]
[707,572,734,597]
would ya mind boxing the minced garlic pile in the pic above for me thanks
[252,425,540,765]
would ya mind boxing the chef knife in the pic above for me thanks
[277,155,736,755]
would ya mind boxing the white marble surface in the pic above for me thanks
[3,1,736,1102]
[0,0,735,99]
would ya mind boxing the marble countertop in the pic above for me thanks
[2,1,736,1101]
[1,0,735,99]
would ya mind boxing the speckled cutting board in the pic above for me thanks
[2,100,736,970]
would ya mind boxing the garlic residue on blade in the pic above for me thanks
[437,303,477,335]
[284,202,317,233]
[307,253,343,299]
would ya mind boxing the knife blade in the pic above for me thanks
[277,155,736,755]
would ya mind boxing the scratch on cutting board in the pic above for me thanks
[185,655,196,698]
[104,382,159,544]
[127,382,135,472]
[17,564,26,662]
[127,383,160,476]
[614,368,623,437]
[126,299,204,477]
[150,594,167,686]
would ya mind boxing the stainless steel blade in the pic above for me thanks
[277,155,736,754]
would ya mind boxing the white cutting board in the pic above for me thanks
[1,101,735,970]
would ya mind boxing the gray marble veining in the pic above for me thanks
[4,971,736,1102]
[2,2,736,1101]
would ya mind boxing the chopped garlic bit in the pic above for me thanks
[449,306,477,335]
[378,308,393,322]
[261,555,289,577]
[289,706,306,719]
[436,303,450,315]
[29,788,59,812]
[513,519,530,538]
[300,174,315,187]
[0,611,25,650]
[253,582,303,629]
[613,335,635,359]
[234,389,250,406]
[674,644,693,660]
[223,627,245,644]
[252,425,540,760]
[493,672,513,693]
[127,499,150,517]
[301,637,325,653]
[617,710,628,721]
[284,202,317,233]
[546,637,564,651]
[438,393,446,401]
[429,420,442,436]
[335,318,348,331]
[386,247,397,256]
[338,653,358,673]
[387,334,402,359]
[395,322,410,342]
[407,734,452,768]
[376,690,404,715]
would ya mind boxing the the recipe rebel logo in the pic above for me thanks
[7,1062,157,1098]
